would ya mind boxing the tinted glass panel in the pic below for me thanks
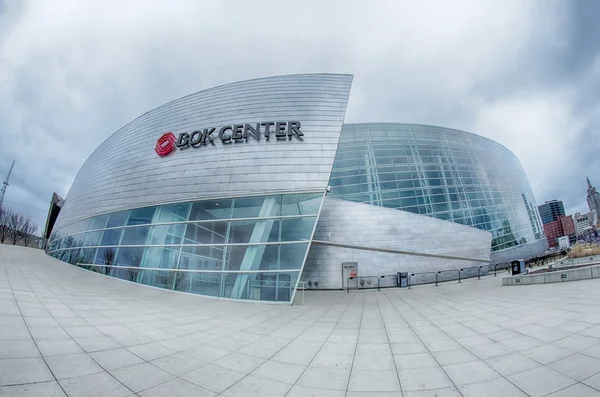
[114,247,145,267]
[282,193,323,215]
[99,228,123,246]
[105,211,129,228]
[179,246,223,271]
[76,218,91,233]
[232,195,281,219]
[78,248,97,263]
[127,207,156,226]
[189,199,232,221]
[121,226,150,245]
[141,246,180,269]
[229,219,278,244]
[280,217,316,241]
[83,231,103,247]
[148,224,186,245]
[155,203,190,223]
[94,247,118,266]
[183,221,228,244]
[223,243,307,271]
[89,215,109,230]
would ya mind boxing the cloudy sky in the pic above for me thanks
[1,0,599,231]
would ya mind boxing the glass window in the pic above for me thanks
[220,271,298,302]
[114,247,145,267]
[78,248,97,264]
[137,269,174,289]
[148,224,186,245]
[109,267,140,282]
[76,218,91,233]
[278,243,309,269]
[189,199,232,221]
[105,211,129,228]
[88,214,109,231]
[174,271,221,297]
[183,221,228,245]
[121,226,150,245]
[140,246,180,269]
[155,203,190,223]
[222,243,308,272]
[127,207,156,226]
[280,217,316,241]
[180,245,224,270]
[229,219,278,244]
[82,231,103,247]
[99,228,123,246]
[71,234,85,249]
[94,247,118,266]
[232,195,281,219]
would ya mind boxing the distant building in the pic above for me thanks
[543,219,563,248]
[574,212,593,235]
[587,178,600,225]
[557,235,570,250]
[538,200,565,225]
[560,215,576,236]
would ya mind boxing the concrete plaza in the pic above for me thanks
[2,245,600,396]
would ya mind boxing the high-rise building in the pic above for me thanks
[587,177,600,226]
[574,212,593,235]
[538,200,566,225]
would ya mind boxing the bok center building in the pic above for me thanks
[45,74,548,303]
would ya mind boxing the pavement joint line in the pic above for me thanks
[384,286,532,396]
[375,290,404,396]
[0,247,69,395]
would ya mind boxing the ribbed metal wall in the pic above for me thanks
[53,74,353,231]
[302,198,492,289]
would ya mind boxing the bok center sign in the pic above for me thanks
[155,121,304,157]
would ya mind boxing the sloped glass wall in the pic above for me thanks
[46,192,323,303]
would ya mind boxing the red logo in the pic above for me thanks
[155,132,176,157]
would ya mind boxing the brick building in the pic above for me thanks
[543,219,564,248]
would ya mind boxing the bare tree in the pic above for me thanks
[0,207,11,244]
[103,248,116,275]
[8,211,25,245]
[21,217,38,247]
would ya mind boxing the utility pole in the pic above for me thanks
[0,160,15,209]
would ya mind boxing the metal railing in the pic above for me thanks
[346,276,381,292]
[295,281,308,304]
[346,263,514,292]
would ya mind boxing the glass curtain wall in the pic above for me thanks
[46,192,323,302]
[329,124,544,252]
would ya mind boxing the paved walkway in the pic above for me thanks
[2,245,600,396]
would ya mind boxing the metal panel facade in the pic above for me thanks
[53,74,353,230]
[301,198,492,289]
[328,123,547,263]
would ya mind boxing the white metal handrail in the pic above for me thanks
[295,281,308,305]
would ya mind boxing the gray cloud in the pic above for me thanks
[1,0,598,230]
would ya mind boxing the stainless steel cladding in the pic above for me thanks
[53,74,353,230]
[301,198,492,289]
